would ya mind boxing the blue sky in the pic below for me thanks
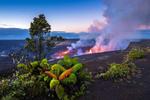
[0,0,104,32]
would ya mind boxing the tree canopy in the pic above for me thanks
[26,14,51,60]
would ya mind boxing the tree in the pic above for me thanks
[26,14,51,60]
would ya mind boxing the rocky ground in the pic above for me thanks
[78,52,150,100]
[48,39,150,100]
[78,40,150,100]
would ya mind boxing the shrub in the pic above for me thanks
[0,79,10,97]
[0,55,92,100]
[0,73,48,100]
[127,48,145,61]
[1,95,18,100]
[99,62,136,79]
[44,55,92,100]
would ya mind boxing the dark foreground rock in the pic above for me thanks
[77,50,150,100]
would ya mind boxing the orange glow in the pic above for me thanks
[53,44,110,59]
[86,45,102,54]
[54,50,70,59]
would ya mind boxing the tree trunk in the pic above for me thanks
[38,37,42,60]
[38,33,45,60]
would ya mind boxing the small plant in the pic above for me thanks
[44,55,92,100]
[99,62,136,79]
[1,95,18,100]
[127,48,145,61]
[97,48,144,80]
[0,79,10,97]
[100,63,130,79]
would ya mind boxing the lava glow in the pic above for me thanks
[86,45,102,54]
[53,50,70,59]
[53,45,108,59]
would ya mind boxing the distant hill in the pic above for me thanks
[0,28,149,40]
[51,31,79,39]
[0,28,29,40]
[0,28,80,40]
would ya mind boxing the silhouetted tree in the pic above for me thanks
[25,14,51,60]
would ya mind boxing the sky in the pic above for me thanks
[0,0,105,32]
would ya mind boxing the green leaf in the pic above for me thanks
[40,58,49,68]
[71,57,79,65]
[50,78,60,89]
[17,64,28,70]
[55,85,65,100]
[72,63,83,73]
[44,76,49,82]
[30,61,39,68]
[62,73,77,85]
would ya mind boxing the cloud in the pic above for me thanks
[0,23,15,28]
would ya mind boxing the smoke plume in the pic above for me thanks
[70,0,150,54]
[97,0,150,50]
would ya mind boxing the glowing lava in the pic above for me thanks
[86,45,102,54]
[53,50,70,59]
[53,45,107,59]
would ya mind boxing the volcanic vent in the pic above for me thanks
[52,0,150,59]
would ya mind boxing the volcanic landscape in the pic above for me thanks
[52,39,150,100]
[1,39,150,100]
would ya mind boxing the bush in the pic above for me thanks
[99,62,136,79]
[0,55,92,100]
[97,48,143,80]
[44,55,92,100]
[127,48,145,61]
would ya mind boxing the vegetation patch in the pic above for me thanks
[98,62,136,79]
[127,48,145,61]
[0,55,92,100]
[96,48,144,80]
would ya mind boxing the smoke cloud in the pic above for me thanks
[95,0,150,50]
[70,0,150,53]
[103,0,150,32]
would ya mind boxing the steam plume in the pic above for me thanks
[72,0,150,52]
